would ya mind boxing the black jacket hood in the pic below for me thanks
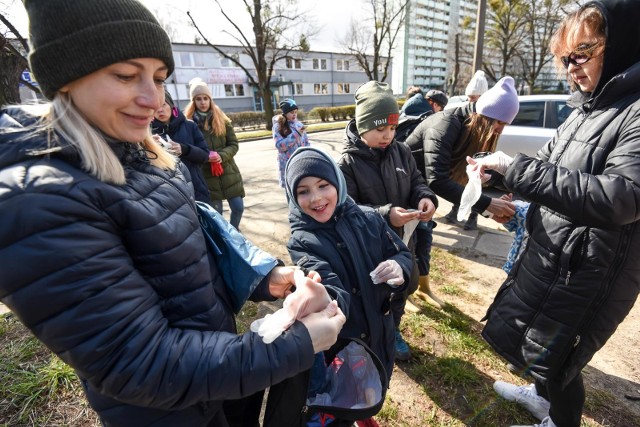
[588,0,640,96]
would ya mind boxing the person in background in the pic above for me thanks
[184,78,245,230]
[406,77,518,231]
[400,85,432,117]
[465,70,489,103]
[470,1,640,426]
[264,147,412,427]
[425,89,448,113]
[273,98,309,190]
[338,81,438,362]
[151,90,210,203]
[0,1,346,426]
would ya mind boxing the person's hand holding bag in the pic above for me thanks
[251,269,332,343]
[370,260,404,287]
[467,151,514,176]
[300,300,346,353]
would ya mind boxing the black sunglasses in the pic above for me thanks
[560,42,601,68]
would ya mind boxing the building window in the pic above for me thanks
[287,58,302,69]
[220,53,239,68]
[337,83,350,94]
[224,84,245,97]
[314,83,328,94]
[312,59,327,70]
[336,60,350,71]
[179,52,193,67]
[294,83,304,95]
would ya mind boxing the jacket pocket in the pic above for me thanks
[558,226,588,286]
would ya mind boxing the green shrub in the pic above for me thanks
[227,111,266,130]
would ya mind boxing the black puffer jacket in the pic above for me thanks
[482,0,640,388]
[337,119,438,240]
[0,106,314,426]
[405,102,491,213]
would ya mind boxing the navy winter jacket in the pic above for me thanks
[0,106,314,426]
[287,147,412,378]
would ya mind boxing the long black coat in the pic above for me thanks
[0,106,314,426]
[482,3,640,386]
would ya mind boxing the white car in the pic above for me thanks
[446,94,573,157]
[498,95,572,157]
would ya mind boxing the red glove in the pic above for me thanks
[210,162,224,176]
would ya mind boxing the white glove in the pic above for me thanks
[370,260,404,287]
[251,270,331,344]
[471,151,514,175]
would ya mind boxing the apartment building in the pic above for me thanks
[167,43,387,113]
[392,0,564,96]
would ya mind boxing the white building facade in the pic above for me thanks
[167,43,387,113]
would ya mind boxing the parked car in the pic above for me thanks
[445,94,573,157]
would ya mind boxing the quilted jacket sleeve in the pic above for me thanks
[0,184,314,411]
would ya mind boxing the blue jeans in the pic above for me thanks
[211,197,244,230]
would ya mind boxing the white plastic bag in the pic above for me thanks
[457,164,482,222]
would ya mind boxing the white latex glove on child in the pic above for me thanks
[370,260,404,287]
[251,269,332,344]
[467,151,514,176]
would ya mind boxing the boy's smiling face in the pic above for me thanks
[296,176,338,223]
[361,124,397,149]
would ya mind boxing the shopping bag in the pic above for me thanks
[196,201,278,313]
[304,338,388,424]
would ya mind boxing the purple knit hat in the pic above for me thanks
[476,76,519,124]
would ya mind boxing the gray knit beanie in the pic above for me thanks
[355,81,399,135]
[24,0,175,100]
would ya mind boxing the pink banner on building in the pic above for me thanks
[207,69,248,84]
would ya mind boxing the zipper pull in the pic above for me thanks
[573,334,581,347]
[565,270,572,286]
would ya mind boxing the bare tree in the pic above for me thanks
[519,0,571,94]
[0,10,38,105]
[187,0,314,130]
[341,0,409,82]
[483,0,529,81]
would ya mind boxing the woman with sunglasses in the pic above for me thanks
[469,1,640,426]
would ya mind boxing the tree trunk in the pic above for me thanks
[0,47,24,106]
[261,86,275,131]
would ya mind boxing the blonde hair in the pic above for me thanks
[550,6,606,89]
[44,93,176,185]
[184,97,230,137]
[450,113,500,185]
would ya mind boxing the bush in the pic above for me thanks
[227,111,267,130]
[309,107,330,122]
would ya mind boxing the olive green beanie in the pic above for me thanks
[24,0,175,100]
[354,81,399,135]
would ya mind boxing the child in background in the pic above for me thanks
[263,147,413,427]
[273,98,310,189]
[337,81,438,362]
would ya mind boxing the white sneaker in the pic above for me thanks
[493,381,550,421]
[511,416,557,427]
